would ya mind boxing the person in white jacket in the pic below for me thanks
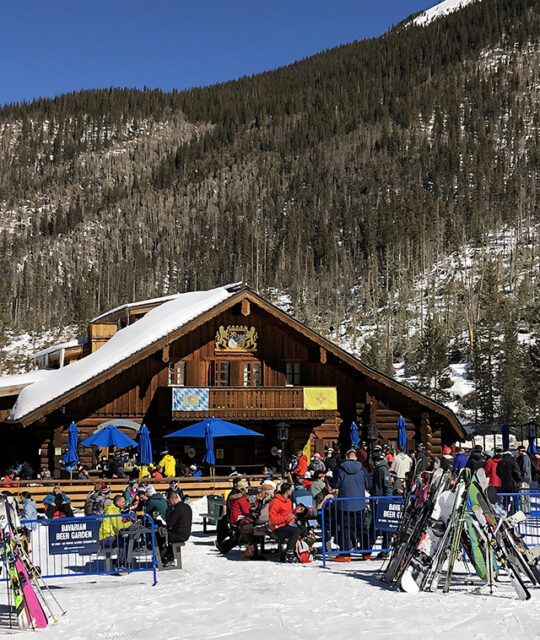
[391,446,412,483]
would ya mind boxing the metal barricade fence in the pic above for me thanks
[6,513,159,585]
[499,492,540,547]
[321,492,540,568]
[321,496,404,568]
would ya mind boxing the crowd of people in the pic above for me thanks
[2,439,538,568]
[212,441,539,564]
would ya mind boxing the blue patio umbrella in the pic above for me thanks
[202,426,216,466]
[165,418,263,468]
[501,424,510,452]
[350,422,359,449]
[397,416,407,450]
[81,424,138,449]
[165,418,263,439]
[137,425,153,466]
[63,422,79,467]
[527,423,538,455]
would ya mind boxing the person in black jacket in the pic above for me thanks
[166,492,192,543]
[372,452,393,496]
[497,452,522,494]
[162,491,192,565]
[466,445,486,474]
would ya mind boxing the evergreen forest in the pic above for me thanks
[0,0,538,426]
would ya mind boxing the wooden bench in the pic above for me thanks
[155,542,185,570]
[200,494,226,533]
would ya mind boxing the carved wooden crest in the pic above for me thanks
[215,325,258,352]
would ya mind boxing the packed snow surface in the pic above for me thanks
[3,497,540,639]
[412,0,480,26]
[9,284,240,421]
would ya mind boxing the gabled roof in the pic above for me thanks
[8,283,242,424]
[6,282,463,439]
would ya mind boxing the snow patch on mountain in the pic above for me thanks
[412,0,480,27]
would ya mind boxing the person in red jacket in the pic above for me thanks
[229,480,251,524]
[293,451,308,483]
[484,449,502,489]
[269,482,306,562]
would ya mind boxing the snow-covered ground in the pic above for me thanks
[3,497,540,639]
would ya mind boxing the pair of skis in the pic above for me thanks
[0,495,49,629]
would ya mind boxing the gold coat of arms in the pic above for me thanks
[215,325,258,352]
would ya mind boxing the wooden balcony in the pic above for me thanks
[171,386,337,421]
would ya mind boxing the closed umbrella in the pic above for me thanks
[397,416,407,450]
[527,423,538,455]
[202,425,216,466]
[137,425,153,466]
[350,422,359,449]
[63,422,79,469]
[81,424,138,449]
[501,424,510,452]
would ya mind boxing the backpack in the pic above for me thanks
[295,538,313,564]
[84,491,98,516]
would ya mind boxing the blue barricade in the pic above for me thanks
[7,513,159,585]
[321,496,404,567]
[499,492,540,547]
[321,492,540,568]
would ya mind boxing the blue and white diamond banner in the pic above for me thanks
[172,388,210,412]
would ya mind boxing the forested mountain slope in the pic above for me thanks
[0,0,538,424]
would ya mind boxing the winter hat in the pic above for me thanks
[442,446,452,455]
[303,471,313,479]
[160,450,169,455]
[313,453,321,459]
[145,485,156,497]
[101,484,111,494]
[473,444,483,453]
[189,464,197,472]
[517,446,526,453]
[261,480,276,492]
[236,479,249,490]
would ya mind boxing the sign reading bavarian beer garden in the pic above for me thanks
[48,519,100,555]
[215,325,258,353]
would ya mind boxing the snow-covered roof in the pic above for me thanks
[411,0,479,27]
[91,293,181,323]
[32,337,87,359]
[10,283,242,422]
[0,369,56,397]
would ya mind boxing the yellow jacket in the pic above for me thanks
[159,454,176,477]
[99,503,131,540]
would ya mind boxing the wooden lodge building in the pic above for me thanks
[0,283,464,475]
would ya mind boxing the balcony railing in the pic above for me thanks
[171,386,337,420]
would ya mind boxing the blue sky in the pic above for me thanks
[1,0,436,106]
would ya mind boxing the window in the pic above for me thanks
[215,362,230,387]
[243,363,261,387]
[286,362,301,386]
[168,361,185,386]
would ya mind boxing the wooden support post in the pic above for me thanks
[162,344,170,363]
[241,299,251,316]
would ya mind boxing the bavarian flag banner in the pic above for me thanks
[172,388,209,411]
[303,387,337,411]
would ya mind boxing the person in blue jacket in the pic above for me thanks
[20,491,38,530]
[452,447,469,473]
[43,486,74,519]
[330,449,372,561]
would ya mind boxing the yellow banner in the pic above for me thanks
[304,387,337,411]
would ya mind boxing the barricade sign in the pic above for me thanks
[374,499,403,531]
[48,519,100,555]
[0,513,160,585]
